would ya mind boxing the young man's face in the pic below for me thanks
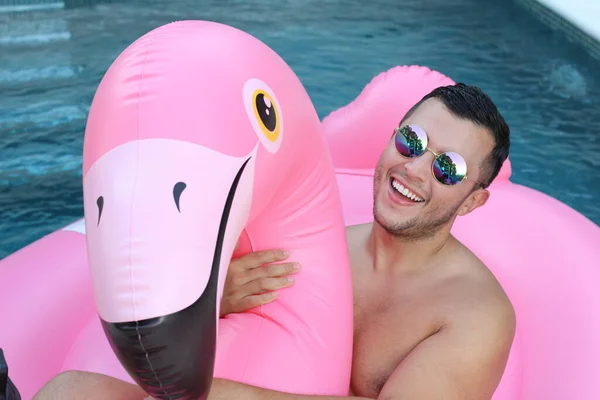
[373,98,494,240]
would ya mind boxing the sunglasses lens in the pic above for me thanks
[395,124,428,157]
[433,152,468,185]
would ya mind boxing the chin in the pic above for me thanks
[373,202,408,231]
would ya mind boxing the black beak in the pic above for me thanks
[100,158,251,400]
[0,349,22,400]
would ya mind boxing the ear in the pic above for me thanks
[457,188,490,217]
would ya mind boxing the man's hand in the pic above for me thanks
[220,249,300,317]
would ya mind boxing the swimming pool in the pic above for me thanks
[1,0,599,259]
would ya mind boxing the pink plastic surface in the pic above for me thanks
[0,36,599,400]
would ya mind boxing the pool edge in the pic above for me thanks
[515,0,600,61]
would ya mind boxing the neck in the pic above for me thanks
[367,221,453,273]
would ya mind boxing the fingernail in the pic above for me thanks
[281,250,289,257]
[292,263,301,271]
[286,276,295,282]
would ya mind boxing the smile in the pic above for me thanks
[390,178,424,202]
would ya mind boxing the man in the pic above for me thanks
[34,83,515,400]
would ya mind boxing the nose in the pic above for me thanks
[404,151,434,183]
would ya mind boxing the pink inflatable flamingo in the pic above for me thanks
[323,65,600,400]
[1,25,599,400]
[0,21,353,399]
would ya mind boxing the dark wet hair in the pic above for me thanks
[401,83,510,189]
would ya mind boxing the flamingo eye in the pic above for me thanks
[243,78,283,154]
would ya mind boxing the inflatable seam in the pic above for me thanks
[129,35,167,396]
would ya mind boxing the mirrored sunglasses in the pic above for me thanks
[394,124,482,187]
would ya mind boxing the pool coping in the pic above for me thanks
[515,0,600,61]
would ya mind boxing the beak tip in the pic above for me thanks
[100,287,218,399]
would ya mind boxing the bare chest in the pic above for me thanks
[349,278,443,398]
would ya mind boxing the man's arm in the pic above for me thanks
[208,379,371,400]
[377,295,516,400]
[210,296,515,400]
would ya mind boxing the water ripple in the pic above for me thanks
[0,0,599,258]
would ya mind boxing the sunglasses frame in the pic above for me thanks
[393,124,484,187]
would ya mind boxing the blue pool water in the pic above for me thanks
[1,0,599,259]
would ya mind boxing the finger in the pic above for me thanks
[247,276,295,294]
[239,291,279,309]
[240,249,290,269]
[248,262,300,281]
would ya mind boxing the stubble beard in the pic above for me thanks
[372,161,461,242]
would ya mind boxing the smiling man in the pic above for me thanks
[35,83,515,400]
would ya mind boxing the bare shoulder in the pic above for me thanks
[377,243,516,400]
[443,238,516,340]
[345,223,371,257]
[345,222,371,241]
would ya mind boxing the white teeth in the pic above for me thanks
[391,179,424,202]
